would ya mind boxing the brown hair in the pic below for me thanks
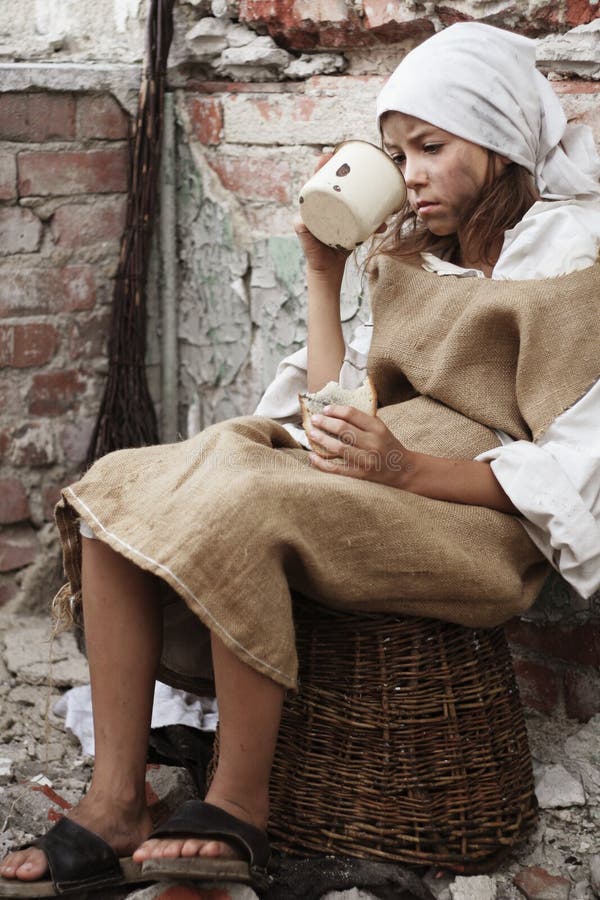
[369,154,539,268]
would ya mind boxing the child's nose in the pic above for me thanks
[404,157,426,189]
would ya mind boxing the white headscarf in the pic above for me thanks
[376,22,600,201]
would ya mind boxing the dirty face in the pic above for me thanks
[381,111,505,239]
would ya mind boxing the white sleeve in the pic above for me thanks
[476,379,600,598]
[338,321,373,390]
[494,200,600,280]
[253,322,374,449]
[253,346,310,448]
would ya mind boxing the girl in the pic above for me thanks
[2,21,600,897]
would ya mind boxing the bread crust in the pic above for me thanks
[298,374,378,458]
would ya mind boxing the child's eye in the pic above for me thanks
[391,153,406,167]
[424,143,442,154]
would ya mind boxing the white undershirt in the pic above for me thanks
[254,200,600,599]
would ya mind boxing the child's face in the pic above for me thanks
[381,112,503,238]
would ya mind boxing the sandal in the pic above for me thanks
[0,817,147,898]
[139,800,272,890]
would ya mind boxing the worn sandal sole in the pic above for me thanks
[142,858,252,882]
[141,858,271,892]
[0,858,145,898]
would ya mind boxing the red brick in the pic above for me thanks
[363,0,434,39]
[436,7,472,27]
[208,154,291,203]
[506,619,600,669]
[512,656,561,715]
[553,80,600,95]
[553,85,600,146]
[61,266,98,311]
[513,865,571,900]
[0,154,17,201]
[0,206,43,255]
[186,96,224,145]
[76,94,129,140]
[18,148,128,197]
[0,265,96,316]
[0,93,76,142]
[529,2,561,30]
[563,669,600,723]
[239,0,377,49]
[565,0,600,26]
[0,525,38,572]
[11,422,57,467]
[14,322,58,366]
[0,323,58,368]
[28,370,86,417]
[239,0,320,49]
[51,196,126,249]
[0,575,19,606]
[0,478,30,523]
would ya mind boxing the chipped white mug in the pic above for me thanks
[298,140,407,251]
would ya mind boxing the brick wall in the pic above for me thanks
[0,91,129,608]
[2,0,600,720]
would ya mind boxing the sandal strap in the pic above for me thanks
[149,800,270,869]
[28,817,123,893]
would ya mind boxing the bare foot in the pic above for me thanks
[132,794,268,864]
[0,791,153,884]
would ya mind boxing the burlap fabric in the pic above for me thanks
[54,259,600,691]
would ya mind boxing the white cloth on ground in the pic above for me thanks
[53,682,219,754]
[375,21,600,201]
[253,199,600,599]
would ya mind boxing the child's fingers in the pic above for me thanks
[308,425,358,457]
[293,213,309,234]
[311,405,378,434]
[309,452,368,479]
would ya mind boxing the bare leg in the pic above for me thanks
[0,537,162,882]
[134,633,285,862]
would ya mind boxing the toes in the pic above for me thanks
[0,849,48,881]
[179,839,207,857]
[133,836,239,862]
[199,840,237,860]
[133,838,188,861]
[158,839,188,859]
[132,838,163,861]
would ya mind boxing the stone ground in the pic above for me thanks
[1,608,599,900]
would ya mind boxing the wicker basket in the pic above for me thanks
[266,597,537,873]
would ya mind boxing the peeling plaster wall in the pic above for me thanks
[174,101,370,434]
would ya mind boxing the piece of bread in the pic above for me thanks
[298,374,378,457]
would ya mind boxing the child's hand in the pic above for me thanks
[295,152,350,278]
[294,215,349,277]
[307,405,416,488]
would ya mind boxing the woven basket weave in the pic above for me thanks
[266,598,537,873]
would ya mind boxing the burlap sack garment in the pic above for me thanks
[54,258,600,691]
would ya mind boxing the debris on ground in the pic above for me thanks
[1,609,599,900]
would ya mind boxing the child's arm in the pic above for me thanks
[308,405,519,514]
[295,215,347,392]
[396,453,519,514]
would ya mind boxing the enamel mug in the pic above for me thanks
[298,140,407,251]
